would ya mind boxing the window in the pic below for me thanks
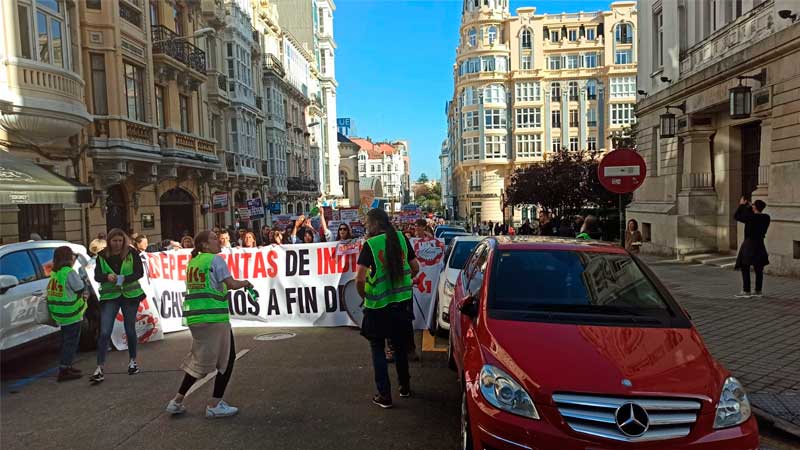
[0,251,38,284]
[462,87,475,105]
[611,77,636,98]
[587,79,597,99]
[521,53,532,70]
[654,9,664,70]
[550,30,559,42]
[485,135,507,159]
[90,53,107,115]
[569,109,579,127]
[120,2,142,27]
[320,50,327,75]
[569,137,579,151]
[31,1,68,68]
[87,0,102,9]
[583,53,597,68]
[516,134,542,158]
[586,28,596,40]
[179,95,190,132]
[484,84,505,104]
[484,109,506,129]
[18,6,32,59]
[470,170,482,191]
[548,55,562,70]
[487,26,498,45]
[515,82,540,102]
[587,137,597,151]
[551,138,561,152]
[463,137,480,160]
[124,62,145,122]
[551,110,561,128]
[521,29,531,49]
[155,85,165,128]
[610,103,636,125]
[173,4,184,36]
[516,108,541,129]
[615,23,633,44]
[149,0,158,25]
[463,111,479,131]
[550,82,561,101]
[566,54,579,69]
[587,108,597,127]
[568,81,579,100]
[468,28,477,47]
[615,50,633,65]
[568,29,577,41]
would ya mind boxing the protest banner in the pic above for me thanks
[339,207,359,222]
[212,192,229,213]
[410,238,445,329]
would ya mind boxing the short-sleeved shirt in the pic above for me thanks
[357,233,417,277]
[209,254,232,292]
[65,270,85,298]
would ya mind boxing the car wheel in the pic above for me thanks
[460,385,474,450]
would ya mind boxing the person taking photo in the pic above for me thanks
[734,197,771,298]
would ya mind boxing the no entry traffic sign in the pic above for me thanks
[598,148,647,194]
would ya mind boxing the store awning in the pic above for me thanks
[0,153,92,204]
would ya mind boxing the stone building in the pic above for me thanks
[631,0,800,276]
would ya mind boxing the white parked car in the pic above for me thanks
[0,241,99,355]
[431,236,482,336]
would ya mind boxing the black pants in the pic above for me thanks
[178,331,236,398]
[370,336,409,398]
[741,265,764,293]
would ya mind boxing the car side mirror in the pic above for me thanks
[0,275,20,294]
[458,295,479,319]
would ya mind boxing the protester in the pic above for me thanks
[47,246,88,382]
[242,232,258,248]
[260,225,271,246]
[356,208,420,409]
[162,239,181,251]
[624,219,643,254]
[734,197,771,298]
[414,219,433,239]
[237,228,247,247]
[539,212,555,236]
[180,235,195,249]
[576,215,602,240]
[165,230,253,418]
[133,234,148,252]
[290,214,332,243]
[88,238,107,258]
[90,229,145,383]
[572,215,585,236]
[270,228,285,245]
[336,223,353,241]
[218,230,233,254]
[97,232,107,241]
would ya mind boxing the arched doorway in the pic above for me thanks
[296,202,303,215]
[160,188,195,241]
[287,203,294,214]
[106,185,129,232]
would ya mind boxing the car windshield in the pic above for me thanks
[443,233,469,246]
[436,226,465,237]
[449,241,480,270]
[489,250,671,316]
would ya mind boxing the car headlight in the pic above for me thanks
[444,280,455,296]
[714,376,752,429]
[479,365,539,420]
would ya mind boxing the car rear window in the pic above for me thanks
[449,241,480,270]
[489,250,671,317]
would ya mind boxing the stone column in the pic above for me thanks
[676,129,717,255]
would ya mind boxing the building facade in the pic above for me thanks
[448,0,637,224]
[439,139,452,219]
[631,0,800,276]
[351,137,409,212]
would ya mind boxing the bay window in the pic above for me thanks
[485,135,507,159]
[18,0,69,68]
[516,108,541,129]
[610,103,636,125]
[484,109,507,129]
[515,82,540,102]
[124,62,146,122]
[463,137,480,160]
[516,134,542,158]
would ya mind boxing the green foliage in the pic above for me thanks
[417,173,429,183]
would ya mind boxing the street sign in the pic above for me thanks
[598,148,647,194]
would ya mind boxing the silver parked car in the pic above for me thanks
[431,235,482,336]
[0,241,100,354]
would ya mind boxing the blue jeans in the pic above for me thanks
[59,322,82,368]
[369,336,410,398]
[97,298,140,365]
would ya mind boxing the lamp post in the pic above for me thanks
[729,69,766,120]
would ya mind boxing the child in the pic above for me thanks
[47,246,88,382]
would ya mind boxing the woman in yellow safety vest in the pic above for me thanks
[47,246,88,382]
[89,228,146,383]
[356,208,420,409]
[165,230,253,418]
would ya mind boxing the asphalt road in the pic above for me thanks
[2,327,798,450]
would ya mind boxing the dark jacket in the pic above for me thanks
[539,221,555,236]
[734,204,770,268]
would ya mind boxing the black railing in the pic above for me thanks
[287,176,318,192]
[151,26,207,75]
[569,95,579,101]
[263,54,285,77]
[552,95,561,101]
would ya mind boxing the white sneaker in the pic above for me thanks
[734,291,752,298]
[166,399,186,415]
[206,400,238,418]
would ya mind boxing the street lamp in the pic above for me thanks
[729,69,767,120]
[659,101,686,139]
[152,27,215,45]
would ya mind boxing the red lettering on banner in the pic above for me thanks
[159,253,169,280]
[240,252,252,277]
[227,253,240,278]
[267,250,278,277]
[177,253,189,281]
[323,247,337,275]
[168,254,177,280]
[146,254,161,278]
[253,252,267,278]
[316,248,323,274]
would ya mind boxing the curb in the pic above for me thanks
[753,406,800,439]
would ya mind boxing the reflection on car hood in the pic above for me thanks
[482,319,724,404]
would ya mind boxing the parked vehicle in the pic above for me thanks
[432,236,482,335]
[435,225,466,238]
[440,231,471,247]
[449,236,758,450]
[0,241,100,356]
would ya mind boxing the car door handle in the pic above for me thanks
[32,290,44,296]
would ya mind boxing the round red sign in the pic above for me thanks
[597,148,647,194]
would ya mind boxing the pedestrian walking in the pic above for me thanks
[488,221,494,236]
[47,246,88,382]
[165,230,253,418]
[356,208,420,409]
[90,228,146,383]
[734,197,771,298]
[624,219,643,254]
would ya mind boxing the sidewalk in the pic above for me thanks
[640,255,800,436]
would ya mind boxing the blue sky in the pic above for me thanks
[335,0,614,181]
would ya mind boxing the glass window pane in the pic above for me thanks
[18,6,32,59]
[36,12,50,64]
[31,248,56,277]
[51,19,63,68]
[0,251,38,284]
[38,0,60,13]
[91,54,108,115]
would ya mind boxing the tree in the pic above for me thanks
[417,173,429,183]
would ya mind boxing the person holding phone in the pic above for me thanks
[734,197,771,298]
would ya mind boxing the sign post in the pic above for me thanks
[597,148,647,248]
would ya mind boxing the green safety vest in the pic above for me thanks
[182,253,230,326]
[98,253,145,301]
[364,231,413,310]
[46,267,87,326]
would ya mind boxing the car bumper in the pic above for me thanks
[468,389,759,450]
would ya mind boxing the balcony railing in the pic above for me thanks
[588,94,597,100]
[552,95,562,101]
[151,25,207,74]
[158,130,216,156]
[287,176,318,192]
[263,54,285,78]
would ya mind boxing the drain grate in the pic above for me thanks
[254,332,296,341]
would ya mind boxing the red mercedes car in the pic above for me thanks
[449,237,758,450]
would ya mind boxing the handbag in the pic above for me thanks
[35,297,57,327]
